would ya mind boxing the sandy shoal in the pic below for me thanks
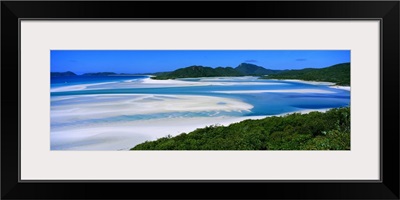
[51,108,331,151]
[268,79,335,85]
[212,89,336,94]
[329,86,351,91]
[51,77,287,92]
[51,116,264,150]
[51,94,253,123]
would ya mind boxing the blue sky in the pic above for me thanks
[51,50,350,74]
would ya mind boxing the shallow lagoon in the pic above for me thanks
[51,76,350,150]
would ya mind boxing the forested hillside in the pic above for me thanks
[263,63,350,86]
[235,63,282,75]
[131,107,350,150]
[151,65,242,79]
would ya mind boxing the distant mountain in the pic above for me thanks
[151,63,283,79]
[152,65,242,80]
[263,62,350,86]
[82,72,117,76]
[51,71,77,77]
[235,63,282,75]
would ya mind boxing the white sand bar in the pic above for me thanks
[329,86,351,91]
[51,108,332,151]
[51,94,253,124]
[50,77,348,150]
[51,116,265,150]
[51,93,255,150]
[51,77,287,92]
[50,81,117,92]
[212,89,336,94]
[279,79,335,85]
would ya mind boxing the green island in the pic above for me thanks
[151,65,242,79]
[52,63,350,87]
[234,63,282,75]
[131,62,351,150]
[151,63,281,80]
[51,72,142,77]
[131,107,350,150]
[151,62,350,86]
[52,62,351,151]
[50,71,77,77]
[51,50,351,151]
[261,62,350,86]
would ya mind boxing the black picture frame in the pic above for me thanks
[1,1,399,199]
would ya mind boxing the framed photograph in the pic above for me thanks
[2,1,399,199]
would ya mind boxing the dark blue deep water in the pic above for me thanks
[51,75,147,88]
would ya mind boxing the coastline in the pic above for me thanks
[50,76,350,150]
[51,116,265,150]
[329,85,351,91]
[212,89,336,94]
[266,78,335,85]
[51,76,351,93]
[51,106,334,151]
[260,78,351,91]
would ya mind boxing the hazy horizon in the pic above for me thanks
[51,50,350,75]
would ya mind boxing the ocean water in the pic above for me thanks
[51,75,148,87]
[50,75,350,150]
[51,76,350,116]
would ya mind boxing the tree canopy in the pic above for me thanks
[262,63,350,86]
[131,107,350,150]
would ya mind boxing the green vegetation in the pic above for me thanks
[151,62,350,84]
[50,71,77,77]
[235,63,282,75]
[262,63,350,86]
[151,65,243,80]
[152,63,283,80]
[54,63,350,85]
[131,107,350,150]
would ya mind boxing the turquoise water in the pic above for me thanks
[51,76,350,127]
[50,75,350,150]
